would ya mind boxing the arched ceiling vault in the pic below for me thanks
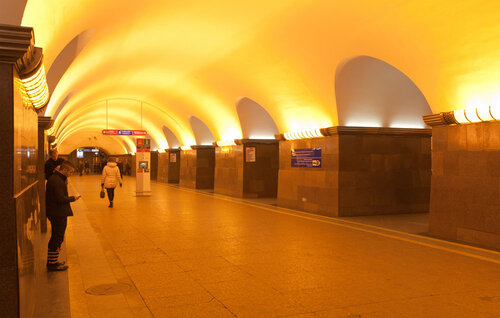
[20,1,500,153]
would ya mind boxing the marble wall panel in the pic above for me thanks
[157,150,181,184]
[278,136,340,216]
[214,145,244,197]
[243,142,279,198]
[179,149,198,189]
[195,148,215,189]
[0,64,42,316]
[277,133,430,217]
[338,134,431,216]
[157,152,169,183]
[150,151,158,181]
[214,142,279,198]
[429,122,500,250]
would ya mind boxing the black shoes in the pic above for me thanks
[47,262,68,271]
[108,201,113,208]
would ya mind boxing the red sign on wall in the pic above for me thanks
[136,138,151,152]
[102,129,118,135]
[133,130,147,135]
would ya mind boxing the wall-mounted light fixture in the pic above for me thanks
[283,129,324,140]
[213,140,236,147]
[19,62,49,110]
[0,25,50,111]
[423,106,500,126]
[276,126,430,140]
[275,128,330,141]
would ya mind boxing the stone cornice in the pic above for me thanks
[235,139,279,145]
[324,126,432,136]
[0,24,35,70]
[37,116,53,130]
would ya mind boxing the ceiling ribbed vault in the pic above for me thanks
[18,0,500,153]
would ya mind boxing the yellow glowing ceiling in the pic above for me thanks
[21,0,500,154]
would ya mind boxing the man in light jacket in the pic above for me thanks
[101,157,122,208]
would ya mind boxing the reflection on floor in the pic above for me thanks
[34,237,70,318]
[61,175,500,318]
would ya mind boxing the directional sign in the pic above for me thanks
[102,129,147,136]
[291,148,322,168]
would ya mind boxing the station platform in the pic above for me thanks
[48,175,500,317]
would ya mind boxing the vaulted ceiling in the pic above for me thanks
[15,0,500,153]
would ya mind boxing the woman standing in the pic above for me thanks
[101,158,122,207]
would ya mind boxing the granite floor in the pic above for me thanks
[61,175,500,318]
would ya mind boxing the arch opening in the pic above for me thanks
[162,125,180,149]
[335,55,431,128]
[236,97,279,139]
[46,29,95,94]
[189,116,215,145]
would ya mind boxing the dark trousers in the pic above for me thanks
[106,188,115,202]
[48,216,67,251]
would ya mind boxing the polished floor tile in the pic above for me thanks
[63,175,500,317]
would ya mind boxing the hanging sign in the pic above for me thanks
[102,129,147,135]
[291,148,322,168]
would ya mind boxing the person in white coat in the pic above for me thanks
[101,157,122,207]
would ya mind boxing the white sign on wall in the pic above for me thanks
[169,153,177,162]
[246,147,256,162]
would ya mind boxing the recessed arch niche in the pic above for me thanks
[162,125,180,148]
[46,29,95,93]
[52,90,77,120]
[189,116,214,145]
[335,55,431,128]
[236,97,279,139]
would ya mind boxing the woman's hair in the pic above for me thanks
[108,157,116,163]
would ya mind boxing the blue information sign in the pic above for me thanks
[291,148,322,168]
[117,130,133,135]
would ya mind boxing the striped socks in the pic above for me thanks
[47,248,59,265]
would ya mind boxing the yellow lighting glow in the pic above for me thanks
[464,108,481,123]
[21,65,50,109]
[22,0,500,152]
[283,129,323,141]
[216,140,236,147]
[454,106,499,124]
[476,106,494,121]
[453,109,468,124]
[490,105,500,120]
[180,145,192,151]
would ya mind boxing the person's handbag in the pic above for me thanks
[100,188,105,198]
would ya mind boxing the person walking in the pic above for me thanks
[45,149,64,180]
[101,157,122,208]
[46,161,81,271]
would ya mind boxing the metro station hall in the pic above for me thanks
[1,1,500,317]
